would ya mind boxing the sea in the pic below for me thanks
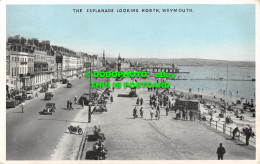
[168,66,255,100]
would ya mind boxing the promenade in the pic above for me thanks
[81,77,255,160]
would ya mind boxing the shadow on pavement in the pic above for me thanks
[12,111,23,113]
[38,118,88,123]
[87,135,98,141]
[125,117,135,119]
[143,119,153,121]
[85,151,98,160]
[64,131,82,135]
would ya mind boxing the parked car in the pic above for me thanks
[51,83,58,88]
[24,91,34,100]
[67,83,72,88]
[45,92,54,100]
[15,95,25,104]
[40,86,48,93]
[40,102,56,115]
[6,99,18,108]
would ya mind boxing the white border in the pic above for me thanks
[0,0,259,164]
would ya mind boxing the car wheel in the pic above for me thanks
[78,128,83,135]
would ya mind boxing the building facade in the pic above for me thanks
[31,50,54,88]
[6,35,104,93]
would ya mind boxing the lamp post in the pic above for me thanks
[87,62,92,123]
[118,54,121,72]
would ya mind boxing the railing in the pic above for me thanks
[201,119,256,147]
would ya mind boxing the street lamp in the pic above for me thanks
[86,62,92,123]
[118,54,122,72]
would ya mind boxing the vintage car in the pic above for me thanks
[61,79,69,84]
[6,99,18,108]
[24,91,34,100]
[51,83,58,88]
[40,86,49,93]
[67,83,72,88]
[15,95,25,104]
[45,92,54,100]
[40,102,56,115]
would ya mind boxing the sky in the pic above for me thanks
[6,4,255,61]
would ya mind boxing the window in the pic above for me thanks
[12,57,14,61]
[12,68,13,76]
[25,58,26,62]
[25,67,26,73]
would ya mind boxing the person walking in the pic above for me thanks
[156,108,160,120]
[74,95,77,104]
[20,102,25,113]
[244,126,253,145]
[157,105,160,112]
[67,99,70,110]
[165,105,169,116]
[133,107,137,119]
[231,127,240,140]
[81,99,84,109]
[110,95,113,103]
[189,110,193,121]
[182,110,186,120]
[216,143,226,160]
[159,99,162,107]
[70,100,74,110]
[150,108,154,120]
[140,107,144,118]
[136,97,139,106]
[35,91,38,98]
[140,98,143,106]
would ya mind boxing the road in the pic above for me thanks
[6,76,98,160]
[83,78,256,160]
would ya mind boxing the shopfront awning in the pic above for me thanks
[34,61,48,65]
[7,83,16,89]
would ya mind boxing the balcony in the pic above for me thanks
[20,61,28,65]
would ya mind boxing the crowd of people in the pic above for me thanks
[132,88,173,120]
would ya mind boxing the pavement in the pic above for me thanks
[6,75,101,160]
[81,78,255,160]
